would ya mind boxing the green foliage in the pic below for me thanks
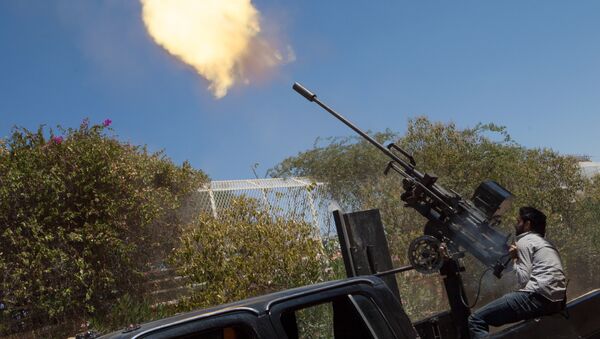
[270,116,595,318]
[170,196,328,309]
[88,293,177,335]
[0,121,207,332]
[563,174,600,295]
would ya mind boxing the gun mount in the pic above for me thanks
[293,82,514,278]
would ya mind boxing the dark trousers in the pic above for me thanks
[468,291,563,338]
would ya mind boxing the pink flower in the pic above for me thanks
[103,119,112,127]
[51,136,63,144]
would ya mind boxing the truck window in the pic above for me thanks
[280,294,395,339]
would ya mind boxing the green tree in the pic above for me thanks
[270,116,592,319]
[170,196,328,309]
[0,121,207,333]
[565,174,600,296]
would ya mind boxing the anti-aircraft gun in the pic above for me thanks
[292,82,514,278]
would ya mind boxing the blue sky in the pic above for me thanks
[1,1,599,180]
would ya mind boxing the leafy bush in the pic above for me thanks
[170,197,328,309]
[0,120,207,333]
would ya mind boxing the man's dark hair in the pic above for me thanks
[519,206,547,237]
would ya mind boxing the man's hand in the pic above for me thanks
[439,243,449,259]
[509,244,518,261]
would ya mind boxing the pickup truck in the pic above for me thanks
[100,276,416,339]
[99,275,600,339]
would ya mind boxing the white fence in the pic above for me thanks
[197,177,337,235]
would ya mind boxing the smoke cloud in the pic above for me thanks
[141,0,293,99]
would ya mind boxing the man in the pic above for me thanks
[468,206,567,338]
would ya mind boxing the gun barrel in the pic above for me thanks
[293,82,420,178]
[292,83,316,102]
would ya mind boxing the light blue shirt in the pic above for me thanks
[513,231,567,302]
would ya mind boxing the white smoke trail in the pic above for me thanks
[141,0,293,99]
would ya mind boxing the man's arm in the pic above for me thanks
[512,241,533,288]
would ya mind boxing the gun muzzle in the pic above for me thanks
[293,82,317,102]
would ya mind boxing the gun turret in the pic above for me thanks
[293,82,514,277]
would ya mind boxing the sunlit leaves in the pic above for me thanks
[170,197,327,309]
[0,121,207,332]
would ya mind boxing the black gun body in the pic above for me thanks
[411,192,510,270]
[449,212,510,268]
